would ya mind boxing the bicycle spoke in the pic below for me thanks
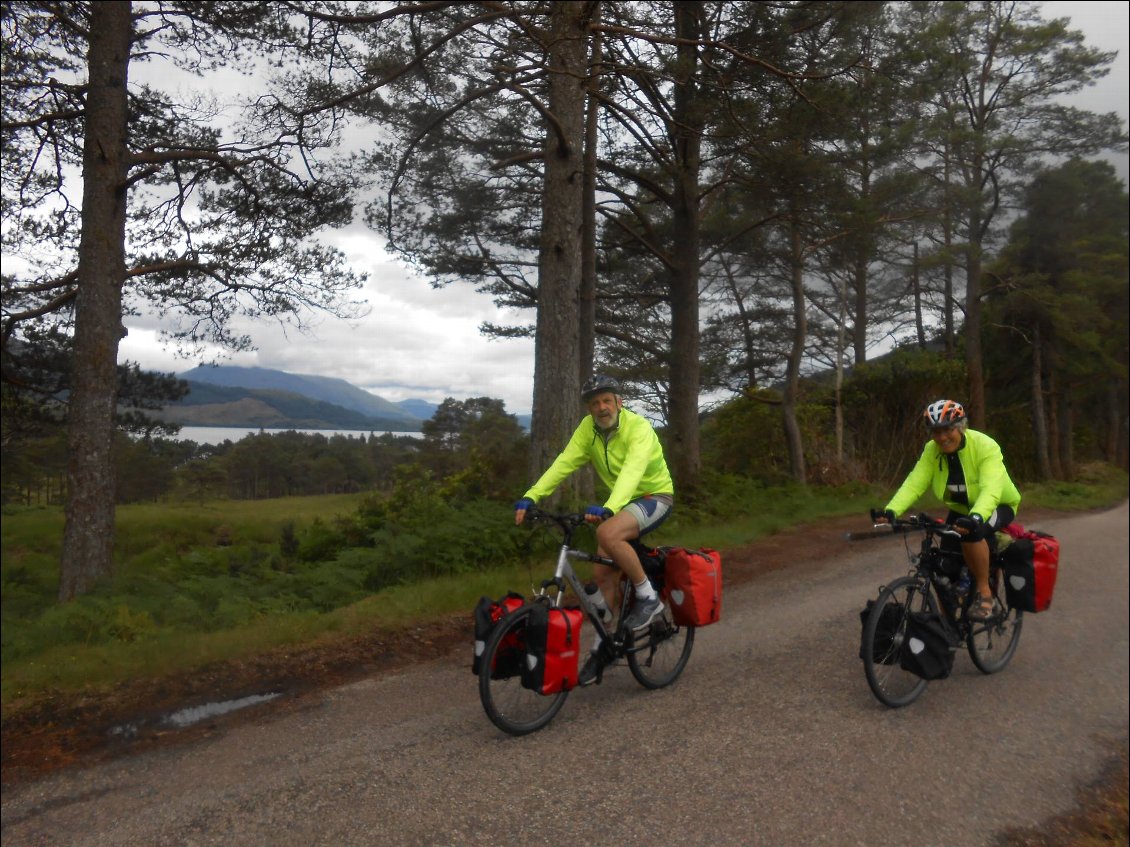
[479,606,568,735]
[628,606,694,689]
[967,578,1023,674]
[862,576,931,708]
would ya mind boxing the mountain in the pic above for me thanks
[156,365,431,431]
[180,365,419,422]
[396,398,439,420]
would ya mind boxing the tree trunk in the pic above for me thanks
[665,0,704,499]
[851,159,872,366]
[964,199,986,428]
[528,2,588,490]
[851,250,867,365]
[783,214,807,484]
[835,284,846,463]
[1030,324,1052,480]
[1046,368,1064,479]
[942,137,955,357]
[579,2,601,382]
[912,241,926,348]
[1057,392,1074,480]
[59,1,132,601]
[1105,382,1125,469]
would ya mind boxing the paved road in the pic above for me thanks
[3,504,1127,847]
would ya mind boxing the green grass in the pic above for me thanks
[2,469,1126,712]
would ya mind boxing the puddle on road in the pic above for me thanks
[110,692,282,738]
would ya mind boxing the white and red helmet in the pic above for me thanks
[923,399,966,429]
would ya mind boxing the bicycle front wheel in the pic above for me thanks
[862,576,930,708]
[628,605,694,689]
[967,572,1023,674]
[478,604,569,736]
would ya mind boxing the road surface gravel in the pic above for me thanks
[2,503,1126,846]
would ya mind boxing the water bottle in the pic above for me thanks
[954,570,972,605]
[584,582,612,625]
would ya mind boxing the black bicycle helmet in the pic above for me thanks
[923,399,966,429]
[581,373,620,401]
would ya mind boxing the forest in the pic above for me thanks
[1,1,1127,601]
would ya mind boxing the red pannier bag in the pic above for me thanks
[1000,526,1060,613]
[662,547,722,626]
[520,603,583,695]
[471,591,525,676]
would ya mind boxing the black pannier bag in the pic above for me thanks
[472,592,525,678]
[898,611,955,680]
[859,599,903,665]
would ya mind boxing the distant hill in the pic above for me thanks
[180,365,419,423]
[396,398,439,420]
[155,382,419,431]
[160,365,527,432]
[156,366,429,431]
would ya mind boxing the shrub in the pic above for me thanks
[296,518,345,562]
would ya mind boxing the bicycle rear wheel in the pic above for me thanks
[627,604,694,689]
[862,576,930,708]
[478,604,569,736]
[967,570,1023,674]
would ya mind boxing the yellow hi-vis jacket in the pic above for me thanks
[523,407,674,514]
[885,428,1021,521]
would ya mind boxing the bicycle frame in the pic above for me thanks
[544,541,615,634]
[897,516,1005,638]
[531,511,652,659]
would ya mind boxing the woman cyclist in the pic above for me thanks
[874,399,1022,621]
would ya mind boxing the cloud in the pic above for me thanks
[119,228,537,413]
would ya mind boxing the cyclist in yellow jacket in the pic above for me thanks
[874,399,1022,621]
[515,374,674,684]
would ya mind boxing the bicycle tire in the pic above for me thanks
[862,575,931,708]
[478,604,569,736]
[627,604,694,689]
[967,571,1023,674]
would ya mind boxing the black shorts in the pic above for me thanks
[944,505,1016,544]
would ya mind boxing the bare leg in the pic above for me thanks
[963,538,992,599]
[591,561,619,614]
[593,510,645,608]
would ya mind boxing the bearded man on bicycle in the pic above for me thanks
[874,399,1022,621]
[514,374,675,684]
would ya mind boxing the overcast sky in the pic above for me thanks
[117,1,1130,416]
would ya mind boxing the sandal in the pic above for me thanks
[967,593,994,621]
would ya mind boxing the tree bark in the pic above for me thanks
[1105,382,1125,469]
[783,213,807,484]
[1031,324,1052,480]
[912,242,926,348]
[942,137,955,358]
[528,2,588,490]
[964,195,986,428]
[665,0,704,498]
[579,2,601,382]
[1046,368,1064,480]
[1057,392,1074,480]
[59,1,132,601]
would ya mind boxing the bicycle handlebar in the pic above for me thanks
[845,512,962,542]
[520,505,590,533]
